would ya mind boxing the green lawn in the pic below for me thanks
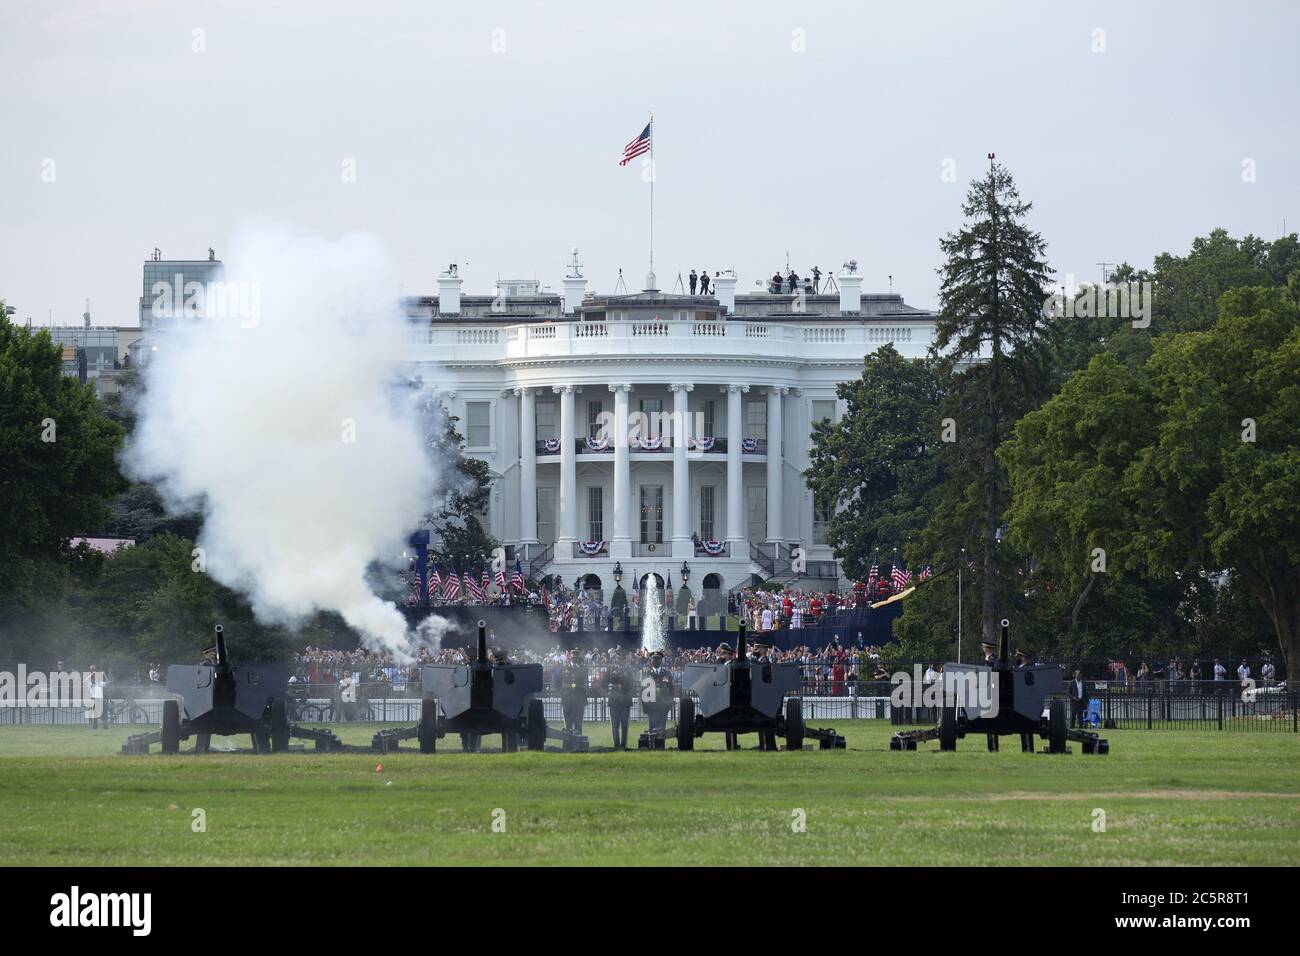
[1,721,1297,866]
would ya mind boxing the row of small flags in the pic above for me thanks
[411,559,527,602]
[864,561,933,591]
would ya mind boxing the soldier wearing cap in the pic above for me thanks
[606,648,634,750]
[559,649,587,736]
[715,642,740,749]
[457,645,482,751]
[644,650,674,736]
[751,641,773,664]
[981,641,996,665]
[1014,648,1034,751]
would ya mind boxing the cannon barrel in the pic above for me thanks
[214,624,229,669]
[476,620,488,663]
[736,621,748,662]
[999,618,1011,665]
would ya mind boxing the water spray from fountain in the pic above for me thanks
[640,574,666,653]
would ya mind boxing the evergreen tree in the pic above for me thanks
[927,159,1055,645]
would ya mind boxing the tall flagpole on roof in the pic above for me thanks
[648,111,655,290]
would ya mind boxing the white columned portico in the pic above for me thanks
[766,386,787,544]
[610,384,632,559]
[670,383,694,558]
[516,387,538,552]
[555,384,577,549]
[725,384,748,550]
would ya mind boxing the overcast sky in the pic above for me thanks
[2,0,1297,327]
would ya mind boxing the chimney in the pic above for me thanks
[713,271,738,312]
[437,264,462,316]
[838,260,863,314]
[562,248,587,315]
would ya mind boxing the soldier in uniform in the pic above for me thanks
[458,646,481,752]
[715,643,741,750]
[749,642,778,750]
[606,649,634,750]
[644,650,674,736]
[559,649,587,737]
[981,641,999,751]
[1015,648,1034,752]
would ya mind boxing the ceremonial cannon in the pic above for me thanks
[123,625,341,754]
[372,621,585,753]
[675,623,845,751]
[890,619,1109,755]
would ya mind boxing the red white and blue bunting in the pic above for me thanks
[687,436,716,451]
[699,539,727,556]
[632,436,665,450]
[585,436,609,451]
[741,437,759,453]
[578,540,608,556]
[542,438,561,453]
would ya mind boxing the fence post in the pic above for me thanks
[1147,688,1153,729]
[1216,693,1223,731]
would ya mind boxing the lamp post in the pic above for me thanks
[680,560,690,583]
[958,546,965,663]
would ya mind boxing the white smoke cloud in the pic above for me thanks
[127,223,438,656]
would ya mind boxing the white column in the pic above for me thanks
[610,384,632,559]
[766,386,786,544]
[555,384,577,548]
[725,384,748,548]
[670,383,693,558]
[517,387,538,550]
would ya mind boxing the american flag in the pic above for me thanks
[465,566,484,602]
[444,566,461,602]
[891,564,911,589]
[428,563,441,600]
[481,565,491,596]
[511,559,525,593]
[411,571,423,602]
[867,561,879,590]
[495,562,507,590]
[619,121,651,166]
[918,566,933,581]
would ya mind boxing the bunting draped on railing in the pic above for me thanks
[578,540,608,556]
[632,435,665,450]
[686,436,716,451]
[741,437,759,452]
[542,438,561,453]
[699,539,727,556]
[585,436,609,451]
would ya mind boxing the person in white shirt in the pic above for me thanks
[1237,660,1251,683]
[924,664,938,686]
[1213,659,1226,681]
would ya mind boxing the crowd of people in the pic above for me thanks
[1103,654,1279,692]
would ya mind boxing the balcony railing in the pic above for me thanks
[536,437,733,455]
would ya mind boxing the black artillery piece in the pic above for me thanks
[123,625,341,754]
[675,623,845,751]
[372,621,588,753]
[890,619,1109,754]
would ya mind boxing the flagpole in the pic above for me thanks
[648,111,655,286]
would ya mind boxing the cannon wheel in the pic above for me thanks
[784,698,804,752]
[418,698,438,754]
[938,704,958,751]
[161,699,180,754]
[676,696,695,751]
[526,698,547,751]
[1048,698,1068,754]
[270,698,290,752]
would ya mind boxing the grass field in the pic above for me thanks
[1,721,1297,866]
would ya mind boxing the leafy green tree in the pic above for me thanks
[926,160,1056,644]
[0,311,127,623]
[804,344,945,582]
[1004,285,1300,676]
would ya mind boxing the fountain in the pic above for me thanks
[640,574,667,653]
